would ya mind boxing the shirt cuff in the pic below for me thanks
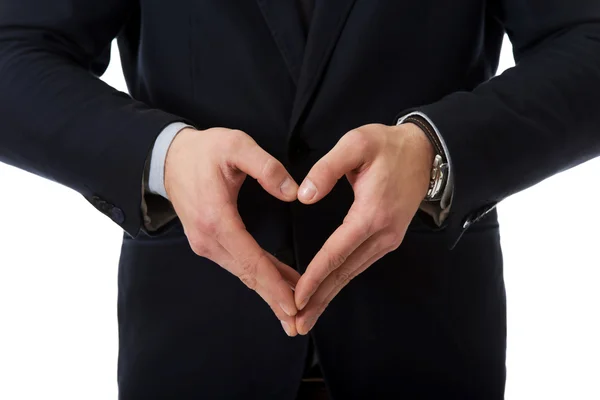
[141,122,192,232]
[397,111,454,226]
[148,122,192,199]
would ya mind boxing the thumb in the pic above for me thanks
[231,138,299,202]
[298,133,365,204]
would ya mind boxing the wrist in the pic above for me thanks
[395,123,436,177]
[399,115,449,202]
[390,123,435,199]
[164,127,198,199]
[403,122,436,166]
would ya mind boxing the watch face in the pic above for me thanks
[427,162,448,202]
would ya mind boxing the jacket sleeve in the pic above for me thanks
[401,0,600,249]
[0,1,186,237]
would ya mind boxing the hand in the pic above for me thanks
[293,123,435,335]
[165,127,301,336]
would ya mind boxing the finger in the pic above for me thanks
[231,138,298,201]
[294,207,374,310]
[204,240,298,336]
[296,234,387,335]
[297,249,387,336]
[265,252,301,290]
[298,131,367,204]
[216,208,298,320]
[255,278,299,337]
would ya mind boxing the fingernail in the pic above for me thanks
[299,179,317,202]
[281,321,293,336]
[279,302,295,317]
[298,297,309,311]
[301,317,317,335]
[280,177,297,198]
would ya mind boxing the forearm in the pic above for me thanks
[405,21,600,247]
[0,28,185,236]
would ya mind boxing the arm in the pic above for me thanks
[0,0,186,236]
[0,4,303,331]
[399,0,600,248]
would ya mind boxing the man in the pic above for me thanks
[0,0,599,398]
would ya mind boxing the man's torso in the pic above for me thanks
[117,1,506,398]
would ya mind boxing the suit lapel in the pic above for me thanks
[256,0,307,85]
[289,0,358,134]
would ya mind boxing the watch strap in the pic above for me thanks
[402,115,449,201]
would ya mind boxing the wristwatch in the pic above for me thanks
[399,115,449,202]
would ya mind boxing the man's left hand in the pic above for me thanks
[293,123,435,335]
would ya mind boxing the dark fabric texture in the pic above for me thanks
[296,379,330,400]
[1,0,599,399]
[298,0,316,33]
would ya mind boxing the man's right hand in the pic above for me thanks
[164,127,301,336]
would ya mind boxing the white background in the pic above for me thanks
[0,38,599,399]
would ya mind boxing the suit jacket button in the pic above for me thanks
[109,207,125,224]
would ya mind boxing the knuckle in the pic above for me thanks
[238,272,258,291]
[345,215,373,237]
[196,211,220,234]
[260,157,283,183]
[382,231,403,251]
[237,256,259,290]
[333,268,352,288]
[188,235,209,257]
[222,130,248,153]
[229,129,245,137]
[373,211,393,231]
[324,248,347,274]
[309,160,335,186]
[314,156,332,175]
[358,219,375,237]
[240,256,259,275]
[366,123,385,131]
[346,128,371,152]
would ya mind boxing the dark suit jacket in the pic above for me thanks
[1,1,599,399]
